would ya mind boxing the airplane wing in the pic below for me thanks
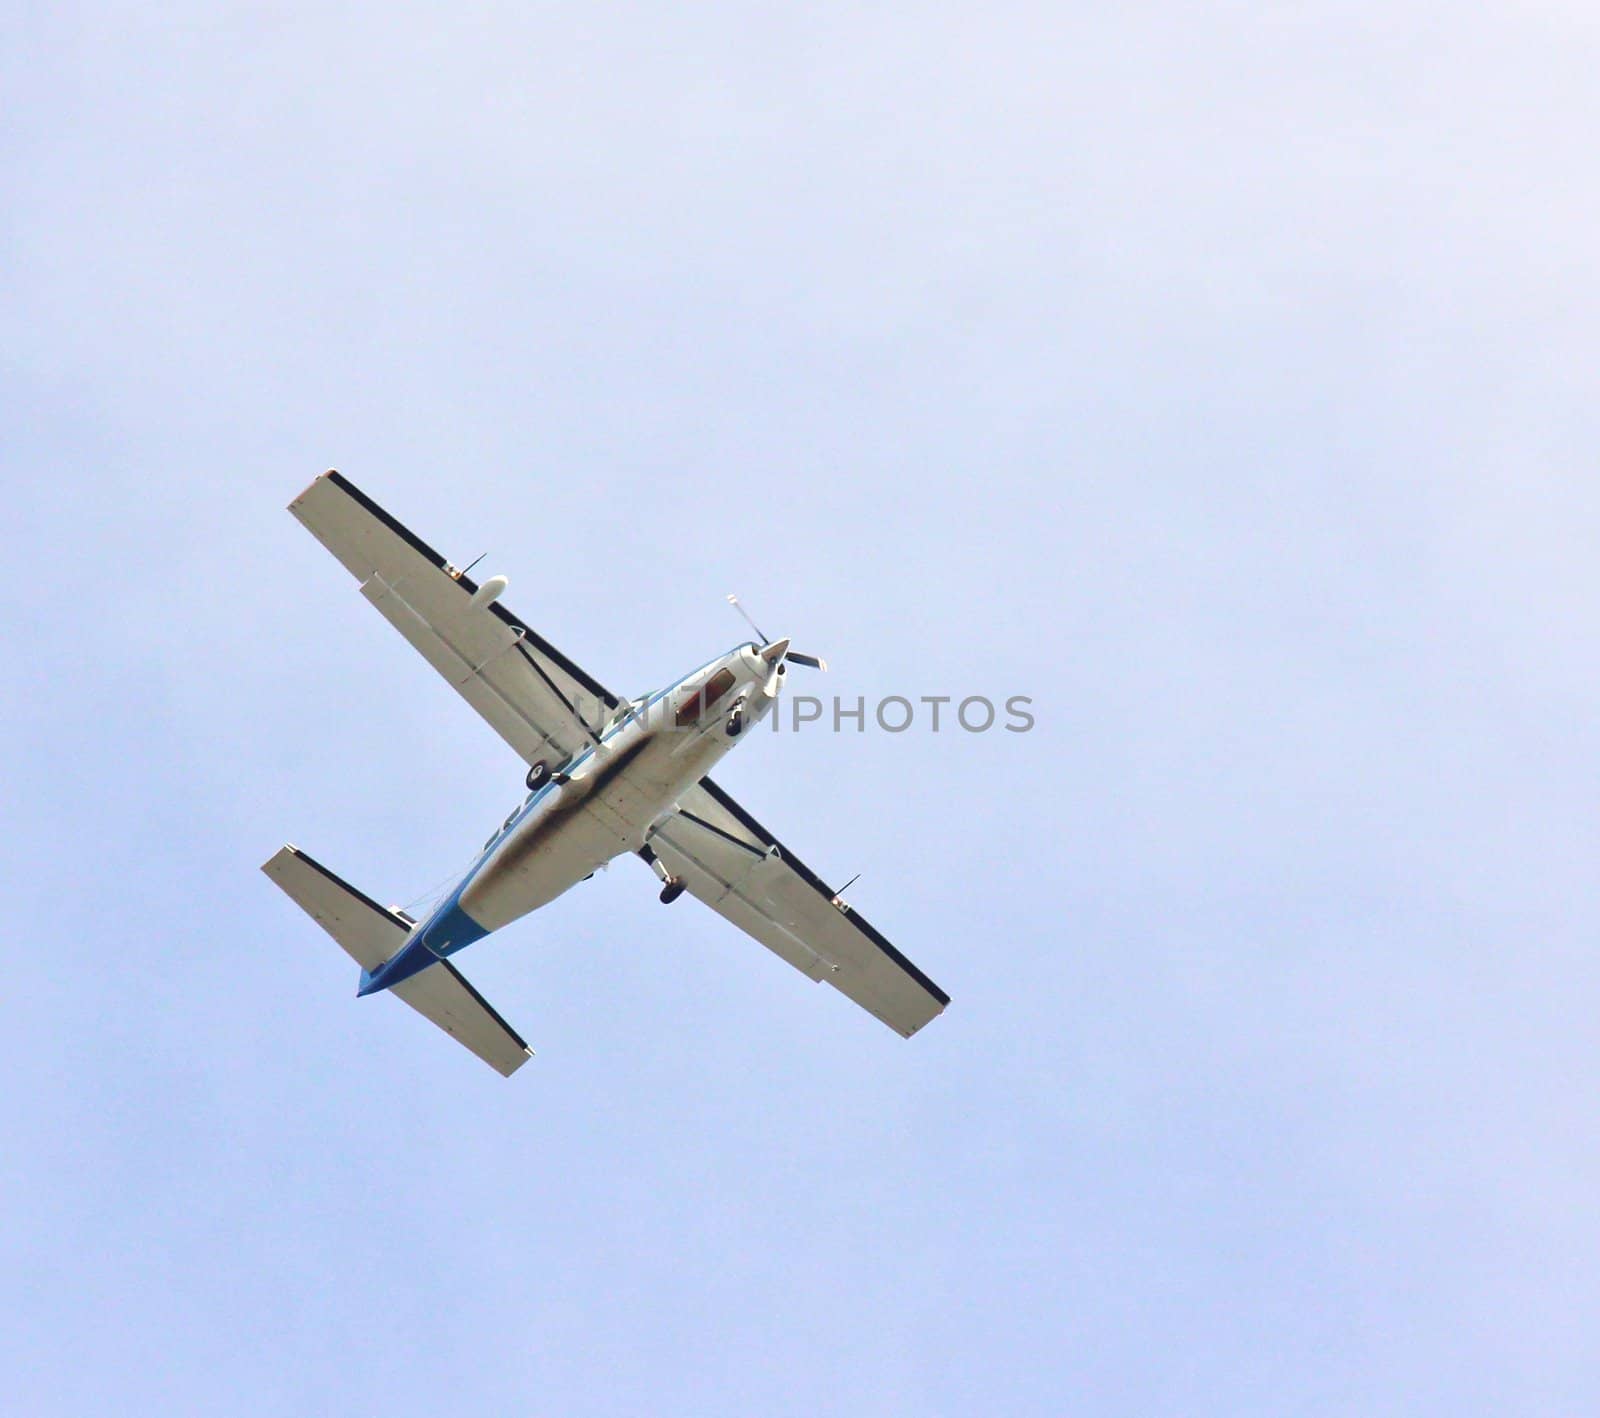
[647,779,949,1037]
[289,471,617,769]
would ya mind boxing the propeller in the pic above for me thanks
[726,594,827,671]
[725,593,768,642]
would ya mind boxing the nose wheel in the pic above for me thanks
[658,878,687,904]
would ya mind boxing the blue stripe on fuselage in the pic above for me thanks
[356,896,489,995]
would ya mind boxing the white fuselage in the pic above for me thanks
[457,643,779,933]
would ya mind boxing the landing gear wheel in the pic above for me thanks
[525,760,552,791]
[659,877,687,905]
[726,706,744,738]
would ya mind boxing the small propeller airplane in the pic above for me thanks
[263,472,949,1075]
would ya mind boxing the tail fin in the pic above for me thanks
[261,845,532,1076]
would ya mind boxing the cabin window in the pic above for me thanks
[675,668,737,726]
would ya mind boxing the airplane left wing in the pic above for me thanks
[647,779,950,1038]
[289,472,617,768]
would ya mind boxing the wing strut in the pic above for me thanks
[511,639,605,751]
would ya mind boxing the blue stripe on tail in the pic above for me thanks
[356,897,489,995]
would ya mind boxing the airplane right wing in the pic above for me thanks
[647,780,949,1038]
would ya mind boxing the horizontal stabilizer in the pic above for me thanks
[262,843,410,969]
[261,845,532,1076]
[390,962,533,1078]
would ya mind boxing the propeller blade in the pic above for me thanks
[725,594,768,644]
[728,596,825,669]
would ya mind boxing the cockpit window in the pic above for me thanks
[675,667,737,727]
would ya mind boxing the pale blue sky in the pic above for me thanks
[5,5,1600,1414]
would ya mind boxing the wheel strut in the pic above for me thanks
[641,842,686,903]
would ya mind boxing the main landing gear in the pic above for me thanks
[640,843,686,903]
[525,759,552,791]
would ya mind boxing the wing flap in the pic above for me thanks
[649,830,834,981]
[355,571,575,768]
[649,780,949,1038]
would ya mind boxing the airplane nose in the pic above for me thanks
[759,637,790,665]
